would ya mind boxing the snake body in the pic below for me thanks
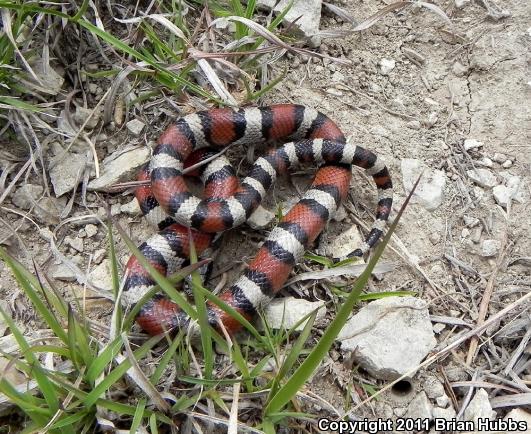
[122,104,393,336]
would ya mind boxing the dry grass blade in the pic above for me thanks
[450,381,520,394]
[114,14,190,44]
[196,59,238,106]
[352,2,411,31]
[227,383,240,434]
[1,9,43,86]
[103,64,149,125]
[490,393,531,409]
[119,333,171,413]
[322,2,357,24]
[415,1,453,26]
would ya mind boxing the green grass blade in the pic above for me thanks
[85,335,124,384]
[129,398,147,434]
[82,334,163,408]
[0,305,60,413]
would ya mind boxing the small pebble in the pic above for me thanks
[93,249,106,264]
[481,239,501,257]
[502,160,513,168]
[463,138,483,151]
[126,119,146,136]
[85,224,98,238]
[110,203,121,216]
[470,227,482,243]
[65,236,84,253]
[379,58,396,75]
[463,215,480,227]
[492,152,507,163]
[406,120,422,130]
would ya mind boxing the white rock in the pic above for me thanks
[504,408,531,425]
[379,58,396,75]
[93,249,106,264]
[120,198,141,215]
[481,239,501,257]
[492,153,507,163]
[85,224,98,238]
[247,205,275,229]
[88,147,150,191]
[89,259,113,290]
[262,297,326,331]
[401,159,446,211]
[432,405,456,420]
[467,168,498,188]
[331,71,345,82]
[337,296,436,380]
[455,0,470,8]
[463,215,480,227]
[65,236,84,253]
[405,392,432,420]
[424,376,445,399]
[126,119,146,136]
[464,138,483,151]
[501,159,513,168]
[477,157,493,168]
[464,389,496,423]
[492,185,513,207]
[436,395,450,408]
[318,225,364,260]
[48,152,87,196]
[256,0,322,41]
[50,263,77,282]
[452,60,469,76]
[11,184,43,209]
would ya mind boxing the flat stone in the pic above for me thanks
[247,205,275,229]
[501,159,513,168]
[405,392,432,420]
[89,259,113,290]
[120,198,141,215]
[88,147,150,191]
[50,263,77,282]
[401,159,446,211]
[65,236,84,253]
[29,56,64,95]
[262,297,326,331]
[504,409,531,425]
[256,0,322,41]
[467,168,498,188]
[126,119,146,136]
[481,239,501,257]
[337,296,436,380]
[49,152,87,196]
[493,185,513,207]
[464,389,496,423]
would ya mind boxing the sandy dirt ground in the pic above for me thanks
[0,0,529,430]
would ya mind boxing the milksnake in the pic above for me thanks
[121,104,393,336]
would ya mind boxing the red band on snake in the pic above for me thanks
[122,104,393,336]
